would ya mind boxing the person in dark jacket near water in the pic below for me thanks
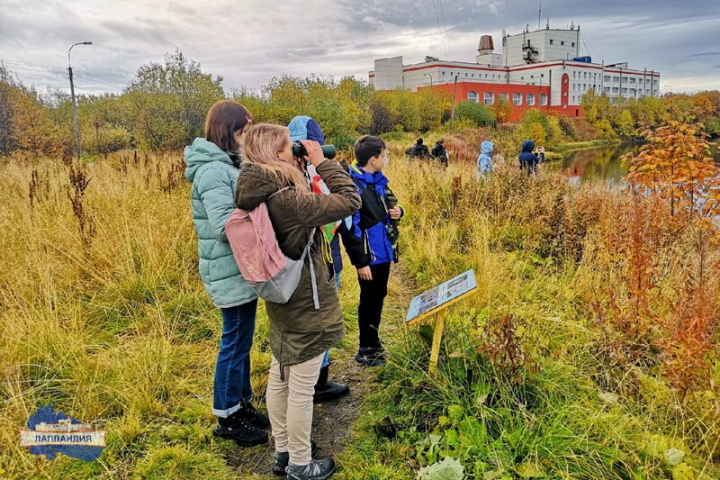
[343,135,404,367]
[408,137,430,158]
[235,124,361,480]
[519,140,540,173]
[431,139,448,166]
[184,100,270,448]
[287,115,351,404]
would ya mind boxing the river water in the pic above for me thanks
[546,142,720,183]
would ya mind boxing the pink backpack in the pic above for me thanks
[226,188,320,309]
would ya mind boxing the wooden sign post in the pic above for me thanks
[405,270,478,375]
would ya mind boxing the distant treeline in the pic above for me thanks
[1,50,718,157]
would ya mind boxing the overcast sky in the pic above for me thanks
[1,0,718,96]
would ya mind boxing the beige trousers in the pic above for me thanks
[267,352,324,466]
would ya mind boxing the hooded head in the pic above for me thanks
[288,116,325,143]
[521,140,535,153]
[480,140,494,155]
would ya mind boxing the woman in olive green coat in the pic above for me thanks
[235,124,361,480]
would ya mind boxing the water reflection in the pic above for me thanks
[547,142,719,184]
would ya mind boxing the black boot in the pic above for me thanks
[239,401,271,429]
[313,366,350,403]
[214,412,268,447]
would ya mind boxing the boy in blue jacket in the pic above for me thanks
[344,136,404,367]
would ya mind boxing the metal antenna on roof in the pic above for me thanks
[538,2,542,30]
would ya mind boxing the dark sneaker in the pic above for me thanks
[213,418,268,447]
[272,441,318,476]
[355,347,387,367]
[239,401,271,429]
[287,457,335,480]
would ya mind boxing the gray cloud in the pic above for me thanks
[0,0,718,95]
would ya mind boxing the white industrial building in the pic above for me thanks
[369,23,660,118]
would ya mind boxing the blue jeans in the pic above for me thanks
[213,300,258,418]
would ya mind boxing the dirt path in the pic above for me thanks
[226,266,414,478]
[225,363,377,478]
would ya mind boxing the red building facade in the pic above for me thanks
[419,82,556,122]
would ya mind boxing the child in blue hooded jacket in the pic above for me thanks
[344,135,404,367]
[477,140,494,177]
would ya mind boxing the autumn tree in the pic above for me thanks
[416,87,451,132]
[491,97,512,124]
[0,65,17,154]
[124,50,224,150]
[628,121,720,217]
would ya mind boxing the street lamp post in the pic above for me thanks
[450,75,458,132]
[68,41,92,159]
[422,73,433,88]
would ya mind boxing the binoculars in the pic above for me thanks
[292,141,336,159]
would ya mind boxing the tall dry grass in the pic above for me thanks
[1,144,718,479]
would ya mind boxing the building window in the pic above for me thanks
[550,39,554,45]
[468,91,478,102]
[604,87,610,94]
[561,41,565,45]
[499,92,508,101]
[513,93,522,105]
[572,42,575,47]
[527,93,535,106]
[540,93,548,106]
[442,71,446,76]
[613,76,619,82]
[471,74,474,77]
[604,75,610,82]
[484,92,494,105]
[572,95,576,103]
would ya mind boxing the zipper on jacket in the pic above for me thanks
[364,229,377,262]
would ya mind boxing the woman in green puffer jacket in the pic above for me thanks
[183,100,269,448]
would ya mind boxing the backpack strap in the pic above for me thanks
[299,226,320,310]
[302,227,320,310]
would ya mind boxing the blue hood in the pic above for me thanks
[184,138,234,182]
[521,140,535,153]
[350,163,389,190]
[288,116,325,143]
[480,140,494,155]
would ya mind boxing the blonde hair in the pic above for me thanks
[242,124,306,189]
